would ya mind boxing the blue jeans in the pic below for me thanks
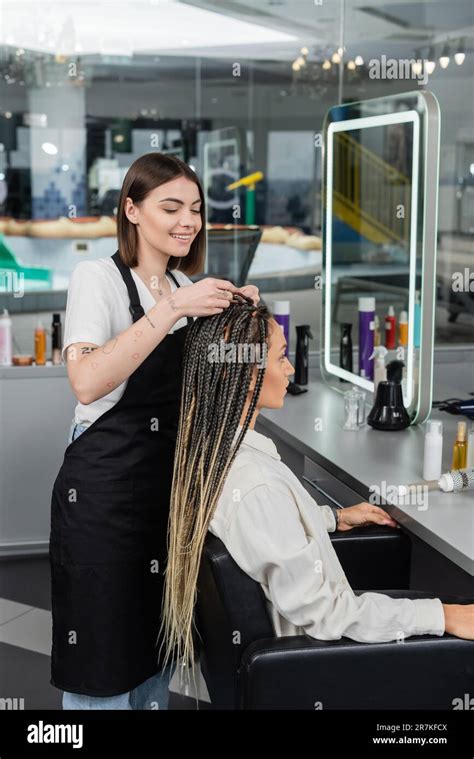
[62,420,175,710]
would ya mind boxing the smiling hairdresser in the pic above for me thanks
[49,152,259,711]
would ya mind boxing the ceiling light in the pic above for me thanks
[355,55,364,66]
[300,47,309,56]
[331,51,341,64]
[0,1,298,56]
[439,44,450,69]
[454,39,465,65]
[322,59,331,70]
[42,142,58,155]
[347,60,356,71]
[425,60,435,75]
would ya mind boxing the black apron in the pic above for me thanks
[49,251,193,696]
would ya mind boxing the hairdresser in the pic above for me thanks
[49,152,259,711]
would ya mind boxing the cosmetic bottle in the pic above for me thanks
[371,345,388,392]
[423,420,443,481]
[358,296,375,380]
[339,322,353,379]
[452,421,467,470]
[34,320,46,366]
[385,305,396,350]
[294,325,313,386]
[52,313,62,365]
[398,310,408,348]
[0,308,12,366]
[374,315,381,347]
[467,423,474,470]
[273,301,290,357]
[413,291,421,349]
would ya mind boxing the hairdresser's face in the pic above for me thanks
[125,176,202,258]
[254,319,294,409]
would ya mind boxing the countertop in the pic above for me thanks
[259,360,474,576]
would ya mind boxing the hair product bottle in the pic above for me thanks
[0,308,12,366]
[34,320,46,366]
[52,313,62,365]
[423,420,443,481]
[373,314,381,347]
[398,310,408,347]
[385,305,396,349]
[358,297,375,380]
[372,345,388,392]
[294,325,313,385]
[339,322,353,379]
[467,423,474,470]
[452,421,467,470]
[273,301,290,357]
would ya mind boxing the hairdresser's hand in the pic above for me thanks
[169,277,240,318]
[238,284,260,305]
[337,502,398,532]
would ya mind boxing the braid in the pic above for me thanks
[159,294,272,685]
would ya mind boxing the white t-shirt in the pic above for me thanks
[62,255,193,427]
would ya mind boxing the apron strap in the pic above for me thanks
[112,251,194,326]
[112,250,145,323]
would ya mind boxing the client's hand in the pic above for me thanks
[238,285,260,305]
[337,502,398,531]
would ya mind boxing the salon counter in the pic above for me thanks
[257,355,474,595]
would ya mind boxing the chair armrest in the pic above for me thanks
[240,633,474,710]
[330,526,411,590]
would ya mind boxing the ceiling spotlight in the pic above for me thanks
[425,60,436,75]
[347,60,356,71]
[292,60,300,71]
[300,46,309,56]
[412,60,423,76]
[439,44,450,69]
[42,142,58,155]
[355,55,364,66]
[454,39,465,65]
[426,47,436,74]
[322,59,331,70]
[331,51,341,64]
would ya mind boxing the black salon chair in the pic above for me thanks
[196,532,474,710]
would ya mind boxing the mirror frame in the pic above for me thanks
[320,91,440,424]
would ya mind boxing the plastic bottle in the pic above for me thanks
[52,313,62,365]
[374,315,381,347]
[399,310,408,347]
[423,420,443,481]
[0,308,12,366]
[273,301,290,357]
[467,423,474,470]
[339,322,353,379]
[371,345,388,392]
[452,421,467,470]
[34,319,47,366]
[385,305,396,350]
[413,291,421,348]
[358,297,375,380]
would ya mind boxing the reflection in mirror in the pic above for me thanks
[321,92,440,424]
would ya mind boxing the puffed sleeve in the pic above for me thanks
[62,261,113,361]
[223,483,445,643]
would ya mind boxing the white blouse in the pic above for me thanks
[62,256,193,427]
[209,425,446,643]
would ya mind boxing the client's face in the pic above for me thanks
[254,319,294,409]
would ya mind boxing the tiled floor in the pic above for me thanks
[0,557,211,710]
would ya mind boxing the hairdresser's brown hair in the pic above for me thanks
[159,296,274,683]
[117,152,206,275]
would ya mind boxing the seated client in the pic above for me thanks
[160,295,474,671]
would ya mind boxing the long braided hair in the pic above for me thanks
[159,293,273,679]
